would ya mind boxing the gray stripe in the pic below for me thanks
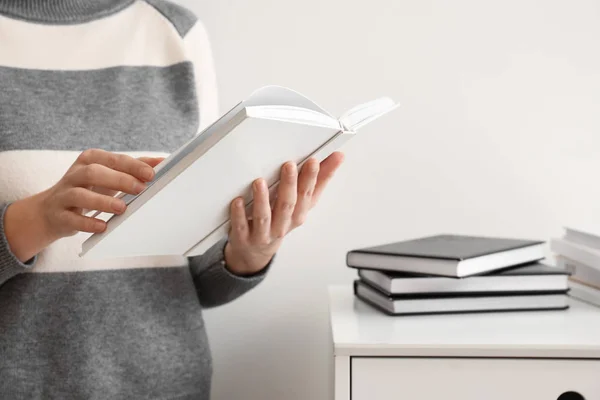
[145,0,197,37]
[0,63,199,153]
[0,0,135,25]
[0,268,212,399]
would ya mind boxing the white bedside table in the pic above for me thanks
[328,285,600,400]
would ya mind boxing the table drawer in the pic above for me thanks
[352,357,600,400]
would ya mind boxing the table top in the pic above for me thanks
[328,284,600,358]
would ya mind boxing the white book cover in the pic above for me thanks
[563,225,600,252]
[80,85,398,258]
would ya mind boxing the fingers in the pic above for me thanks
[67,163,147,195]
[77,149,155,183]
[250,178,271,244]
[46,151,165,239]
[137,157,165,168]
[228,153,344,249]
[311,151,344,206]
[85,155,164,197]
[58,210,107,234]
[271,162,298,238]
[90,158,161,197]
[229,197,249,245]
[290,159,318,228]
[60,187,126,214]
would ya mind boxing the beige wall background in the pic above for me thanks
[177,0,600,399]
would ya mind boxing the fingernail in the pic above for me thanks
[95,221,106,232]
[254,179,266,190]
[112,200,126,213]
[134,182,146,193]
[286,162,296,173]
[236,198,244,208]
[142,167,154,181]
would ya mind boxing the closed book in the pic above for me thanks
[562,225,600,252]
[357,262,569,296]
[550,238,600,271]
[568,279,600,308]
[353,280,569,316]
[557,257,600,290]
[347,234,545,278]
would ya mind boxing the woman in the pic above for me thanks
[0,1,344,399]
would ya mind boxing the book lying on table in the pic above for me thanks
[558,257,600,290]
[550,236,600,271]
[80,85,398,258]
[347,234,544,278]
[563,226,600,251]
[358,262,569,295]
[354,280,569,316]
[568,279,600,308]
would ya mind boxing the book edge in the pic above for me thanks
[347,237,545,261]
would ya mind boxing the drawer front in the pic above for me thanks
[352,357,600,400]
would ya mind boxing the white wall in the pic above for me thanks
[178,1,600,399]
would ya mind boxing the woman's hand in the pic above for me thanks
[4,149,164,262]
[224,152,345,275]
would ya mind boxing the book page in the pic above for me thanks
[246,106,341,130]
[244,85,334,117]
[339,97,398,131]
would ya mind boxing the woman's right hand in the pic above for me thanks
[4,149,163,263]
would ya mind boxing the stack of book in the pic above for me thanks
[550,226,600,307]
[346,234,570,316]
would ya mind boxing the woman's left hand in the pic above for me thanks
[224,151,345,275]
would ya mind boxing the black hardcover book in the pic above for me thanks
[358,262,569,296]
[347,234,545,278]
[353,279,569,316]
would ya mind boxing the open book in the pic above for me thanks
[80,85,398,258]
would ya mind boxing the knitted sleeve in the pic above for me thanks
[0,203,36,286]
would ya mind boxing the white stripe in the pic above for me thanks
[0,150,188,272]
[0,1,187,70]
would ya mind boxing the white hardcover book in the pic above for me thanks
[80,85,398,258]
[568,279,600,308]
[550,237,600,270]
[557,257,600,288]
[563,226,600,252]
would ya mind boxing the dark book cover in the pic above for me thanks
[372,262,569,279]
[348,234,543,261]
[353,280,570,316]
[354,278,569,300]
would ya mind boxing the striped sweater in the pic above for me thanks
[0,1,268,399]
